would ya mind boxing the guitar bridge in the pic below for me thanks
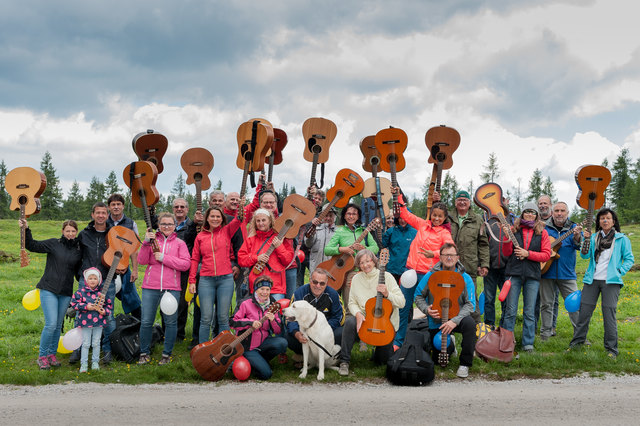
[366,328,387,334]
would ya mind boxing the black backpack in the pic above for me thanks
[109,314,164,363]
[386,319,435,386]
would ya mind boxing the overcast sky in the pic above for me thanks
[2,0,639,213]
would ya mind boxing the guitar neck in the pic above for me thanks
[390,160,400,217]
[230,304,278,347]
[440,305,449,357]
[552,227,577,250]
[309,151,320,191]
[136,181,159,253]
[268,153,275,183]
[253,225,293,273]
[581,199,595,254]
[435,160,444,192]
[374,264,387,317]
[96,253,122,310]
[19,204,29,267]
[497,212,520,249]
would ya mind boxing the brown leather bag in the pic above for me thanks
[475,327,516,363]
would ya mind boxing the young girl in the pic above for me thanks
[70,267,112,372]
[230,276,287,380]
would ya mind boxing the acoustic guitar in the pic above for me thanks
[473,183,520,250]
[122,161,160,251]
[307,168,364,238]
[358,249,395,346]
[575,165,611,254]
[318,218,381,291]
[302,117,337,190]
[375,127,407,218]
[267,128,288,183]
[236,120,273,221]
[427,270,465,367]
[5,167,47,267]
[180,148,214,232]
[540,224,583,274]
[360,134,392,233]
[97,226,141,309]
[191,302,281,382]
[132,130,168,174]
[252,194,316,275]
[424,125,460,219]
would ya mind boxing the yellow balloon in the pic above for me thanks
[22,289,41,311]
[196,295,200,307]
[57,336,72,354]
[185,287,194,303]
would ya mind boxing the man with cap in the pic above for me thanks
[304,203,338,273]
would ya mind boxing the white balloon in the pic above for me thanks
[62,327,83,351]
[114,275,122,294]
[160,292,178,315]
[400,269,418,288]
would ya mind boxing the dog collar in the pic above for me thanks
[308,310,318,329]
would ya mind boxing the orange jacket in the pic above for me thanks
[400,205,453,274]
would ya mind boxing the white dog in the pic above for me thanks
[283,300,341,380]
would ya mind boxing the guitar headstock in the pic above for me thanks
[438,351,449,367]
[378,248,389,268]
[367,217,381,232]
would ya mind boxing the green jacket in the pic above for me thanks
[324,225,379,257]
[448,209,489,279]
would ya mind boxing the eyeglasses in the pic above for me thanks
[173,205,186,209]
[159,223,175,227]
[311,279,327,286]
[441,253,458,259]
[523,210,537,215]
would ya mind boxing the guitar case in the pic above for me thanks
[109,314,164,363]
[386,319,434,386]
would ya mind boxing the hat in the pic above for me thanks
[455,190,470,200]
[254,208,271,218]
[83,267,102,283]
[521,202,539,216]
[254,276,273,291]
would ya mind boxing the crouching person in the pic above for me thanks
[231,276,287,380]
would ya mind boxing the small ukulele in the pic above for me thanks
[424,125,460,219]
[191,302,281,381]
[180,148,214,232]
[575,165,611,254]
[427,270,465,367]
[375,127,407,218]
[302,117,337,191]
[97,226,141,309]
[5,167,47,267]
[132,130,168,174]
[122,161,160,251]
[358,249,395,347]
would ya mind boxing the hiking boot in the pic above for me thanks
[37,356,50,370]
[338,362,349,376]
[138,353,151,365]
[158,354,171,365]
[92,362,100,370]
[279,354,288,364]
[101,351,112,365]
[79,364,88,373]
[607,352,617,360]
[69,349,81,364]
[456,365,469,378]
[47,354,61,367]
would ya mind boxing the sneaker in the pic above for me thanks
[456,365,469,378]
[393,345,400,352]
[279,353,288,364]
[585,339,592,347]
[540,335,550,342]
[159,354,171,365]
[138,354,151,365]
[79,364,88,373]
[47,354,61,367]
[523,345,534,353]
[37,356,50,370]
[338,362,349,376]
[92,362,100,370]
[101,351,112,365]
[607,352,617,360]
[69,349,81,364]
[551,328,557,337]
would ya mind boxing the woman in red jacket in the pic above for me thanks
[237,208,294,300]
[189,206,241,343]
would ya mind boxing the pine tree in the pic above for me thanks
[610,148,631,211]
[279,182,289,199]
[63,181,86,220]
[0,160,11,219]
[527,169,544,202]
[440,172,460,207]
[511,177,524,213]
[480,152,501,183]
[214,179,223,190]
[601,158,610,205]
[39,151,63,219]
[104,170,122,197]
[542,176,556,202]
[85,176,106,211]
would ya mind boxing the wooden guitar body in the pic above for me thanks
[318,254,356,291]
[358,249,395,346]
[325,168,365,209]
[191,330,244,382]
[427,270,465,367]
[122,161,160,209]
[375,127,407,173]
[271,128,288,165]
[540,236,561,274]
[5,167,47,217]
[575,165,611,211]
[102,226,141,273]
[474,183,520,248]
[362,176,392,217]
[236,120,273,172]
[424,125,460,170]
[273,194,317,239]
[359,135,379,174]
[180,148,214,190]
[132,130,168,174]
[302,117,337,164]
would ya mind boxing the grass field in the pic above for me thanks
[1,219,639,385]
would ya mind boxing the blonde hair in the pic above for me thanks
[248,209,276,237]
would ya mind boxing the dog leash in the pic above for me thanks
[305,311,339,358]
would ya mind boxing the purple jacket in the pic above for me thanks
[231,296,282,351]
[70,285,112,328]
[138,231,191,291]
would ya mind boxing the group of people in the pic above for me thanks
[22,174,634,378]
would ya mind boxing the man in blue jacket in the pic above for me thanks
[540,202,583,340]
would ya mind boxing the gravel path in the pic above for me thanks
[2,374,639,425]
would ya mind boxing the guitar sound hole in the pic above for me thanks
[220,344,233,357]
[194,172,202,181]
[18,195,28,205]
[336,259,344,267]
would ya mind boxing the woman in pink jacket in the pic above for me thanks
[137,212,191,365]
[189,206,242,343]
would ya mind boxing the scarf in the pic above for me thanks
[520,219,536,228]
[595,230,615,264]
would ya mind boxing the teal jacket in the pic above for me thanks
[581,231,634,286]
[324,225,379,257]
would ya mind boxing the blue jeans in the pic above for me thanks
[81,327,102,366]
[502,276,540,348]
[483,267,506,327]
[140,289,180,355]
[39,289,71,357]
[393,272,425,347]
[242,336,288,379]
[79,277,116,352]
[118,267,142,314]
[198,274,234,343]
[285,267,298,299]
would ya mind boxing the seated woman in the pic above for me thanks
[231,276,288,380]
[137,212,191,365]
[338,249,405,376]
[238,208,294,300]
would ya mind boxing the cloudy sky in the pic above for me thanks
[2,0,639,213]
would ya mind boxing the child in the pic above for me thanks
[70,267,112,373]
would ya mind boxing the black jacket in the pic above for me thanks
[25,228,82,297]
[77,220,112,279]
